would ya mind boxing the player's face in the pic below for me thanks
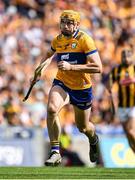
[121,49,133,65]
[60,18,79,36]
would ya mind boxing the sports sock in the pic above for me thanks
[50,141,60,153]
[89,134,99,145]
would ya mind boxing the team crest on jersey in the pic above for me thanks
[71,42,77,49]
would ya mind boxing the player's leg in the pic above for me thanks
[118,107,135,153]
[122,117,135,153]
[45,85,69,166]
[73,106,99,162]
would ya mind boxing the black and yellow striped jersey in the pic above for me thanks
[110,64,135,107]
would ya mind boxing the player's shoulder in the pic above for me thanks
[111,64,121,72]
[79,30,89,36]
[56,34,63,40]
[52,34,63,42]
[78,30,94,41]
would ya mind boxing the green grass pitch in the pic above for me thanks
[0,167,134,179]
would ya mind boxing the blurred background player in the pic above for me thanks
[106,47,135,152]
[34,10,102,166]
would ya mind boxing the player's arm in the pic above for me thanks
[33,49,55,81]
[72,51,102,73]
[58,34,102,73]
[104,70,117,116]
[105,67,118,93]
[58,51,102,73]
[33,37,57,79]
[23,49,55,101]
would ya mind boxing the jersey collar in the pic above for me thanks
[73,29,79,38]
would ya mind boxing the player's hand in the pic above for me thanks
[58,61,71,71]
[30,66,42,85]
[34,65,42,77]
[30,77,39,85]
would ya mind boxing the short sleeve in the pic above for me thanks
[81,34,97,56]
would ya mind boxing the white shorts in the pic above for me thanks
[117,107,135,122]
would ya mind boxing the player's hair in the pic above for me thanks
[60,10,80,23]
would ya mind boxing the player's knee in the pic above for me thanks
[128,129,135,138]
[78,126,93,135]
[47,103,58,116]
[79,128,87,134]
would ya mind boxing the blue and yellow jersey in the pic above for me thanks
[51,30,97,90]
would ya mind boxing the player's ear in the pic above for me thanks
[59,22,62,30]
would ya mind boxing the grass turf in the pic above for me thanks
[0,167,134,179]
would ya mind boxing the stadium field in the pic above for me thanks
[0,167,135,179]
